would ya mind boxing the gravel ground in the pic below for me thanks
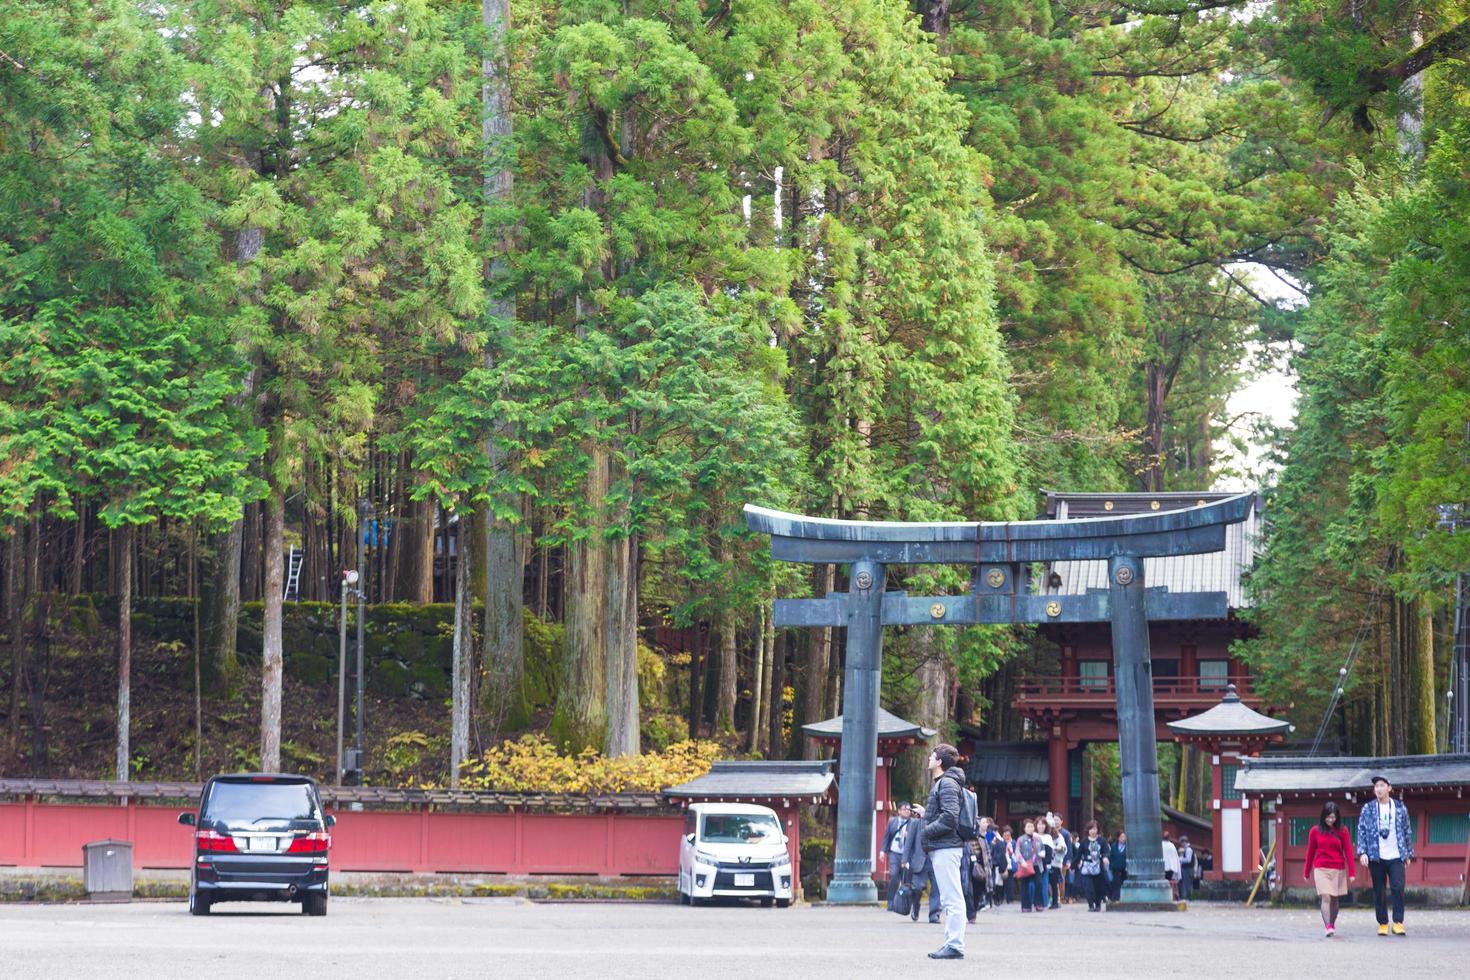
[2,897,1467,979]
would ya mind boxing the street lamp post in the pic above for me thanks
[335,568,359,786]
[351,497,373,785]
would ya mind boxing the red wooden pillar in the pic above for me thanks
[1048,727,1068,816]
[873,756,890,880]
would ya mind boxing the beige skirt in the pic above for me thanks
[1313,867,1349,897]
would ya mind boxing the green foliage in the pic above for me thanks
[0,302,262,529]
[1242,56,1470,736]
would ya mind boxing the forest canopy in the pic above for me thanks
[0,0,1466,788]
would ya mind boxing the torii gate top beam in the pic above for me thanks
[743,493,1254,565]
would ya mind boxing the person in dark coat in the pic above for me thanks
[919,743,969,960]
[988,826,1009,905]
[1074,820,1111,911]
[881,802,913,911]
[1109,831,1129,902]
[900,804,940,922]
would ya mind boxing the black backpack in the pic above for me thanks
[953,778,979,842]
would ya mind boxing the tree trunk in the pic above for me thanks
[395,496,435,603]
[550,442,609,752]
[5,525,21,764]
[604,529,640,758]
[260,486,285,773]
[241,502,262,603]
[799,564,834,759]
[749,601,768,754]
[450,506,473,787]
[70,506,85,595]
[1412,595,1438,754]
[769,630,787,759]
[115,524,133,782]
[198,520,243,692]
[898,633,952,805]
[1143,361,1167,492]
[481,0,526,740]
[688,622,705,738]
[716,603,738,735]
[24,518,46,775]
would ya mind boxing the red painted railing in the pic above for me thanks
[1016,676,1254,700]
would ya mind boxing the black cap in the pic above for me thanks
[1371,774,1392,786]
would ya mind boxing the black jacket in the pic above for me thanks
[1110,841,1128,874]
[920,766,968,852]
[900,816,929,873]
[1074,836,1109,876]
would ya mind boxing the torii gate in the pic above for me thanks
[744,493,1254,907]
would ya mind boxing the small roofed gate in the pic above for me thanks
[744,494,1254,908]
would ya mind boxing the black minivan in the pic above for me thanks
[179,773,335,916]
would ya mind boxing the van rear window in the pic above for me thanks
[203,781,320,829]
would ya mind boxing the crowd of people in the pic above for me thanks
[883,802,1165,921]
[879,758,1418,956]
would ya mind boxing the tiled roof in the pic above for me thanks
[1234,753,1470,795]
[1040,491,1261,610]
[802,706,937,741]
[663,760,836,802]
[966,741,1049,788]
[1161,804,1212,833]
[0,778,670,812]
[1167,685,1294,738]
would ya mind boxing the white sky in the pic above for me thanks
[1212,263,1304,492]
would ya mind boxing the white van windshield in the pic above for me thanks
[701,813,781,844]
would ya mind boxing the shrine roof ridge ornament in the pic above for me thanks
[743,492,1255,564]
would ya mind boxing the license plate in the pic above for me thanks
[734,873,755,887]
[248,837,276,852]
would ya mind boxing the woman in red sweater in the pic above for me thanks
[1303,801,1355,937]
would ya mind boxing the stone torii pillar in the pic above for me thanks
[744,494,1254,907]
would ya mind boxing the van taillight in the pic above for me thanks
[195,830,237,852]
[286,832,331,854]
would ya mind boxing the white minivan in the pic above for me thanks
[677,803,794,907]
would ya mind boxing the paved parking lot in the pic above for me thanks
[2,898,1467,979]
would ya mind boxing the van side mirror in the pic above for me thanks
[685,833,695,844]
[178,812,196,826]
[325,814,336,828]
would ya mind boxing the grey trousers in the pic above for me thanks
[929,847,966,953]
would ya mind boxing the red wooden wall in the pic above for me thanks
[1267,799,1470,889]
[0,801,682,876]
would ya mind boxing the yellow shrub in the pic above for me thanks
[459,735,721,794]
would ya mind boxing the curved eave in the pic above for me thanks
[744,493,1253,545]
[744,494,1254,564]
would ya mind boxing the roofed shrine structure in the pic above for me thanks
[1167,684,1292,880]
[803,708,935,883]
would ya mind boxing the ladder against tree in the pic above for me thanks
[283,546,304,603]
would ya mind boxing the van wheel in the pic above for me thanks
[776,899,791,909]
[188,892,211,916]
[303,893,328,916]
[760,897,774,908]
[678,890,691,906]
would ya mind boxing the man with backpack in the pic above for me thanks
[920,743,974,960]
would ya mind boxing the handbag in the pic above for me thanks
[891,876,913,916]
[1015,858,1035,879]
